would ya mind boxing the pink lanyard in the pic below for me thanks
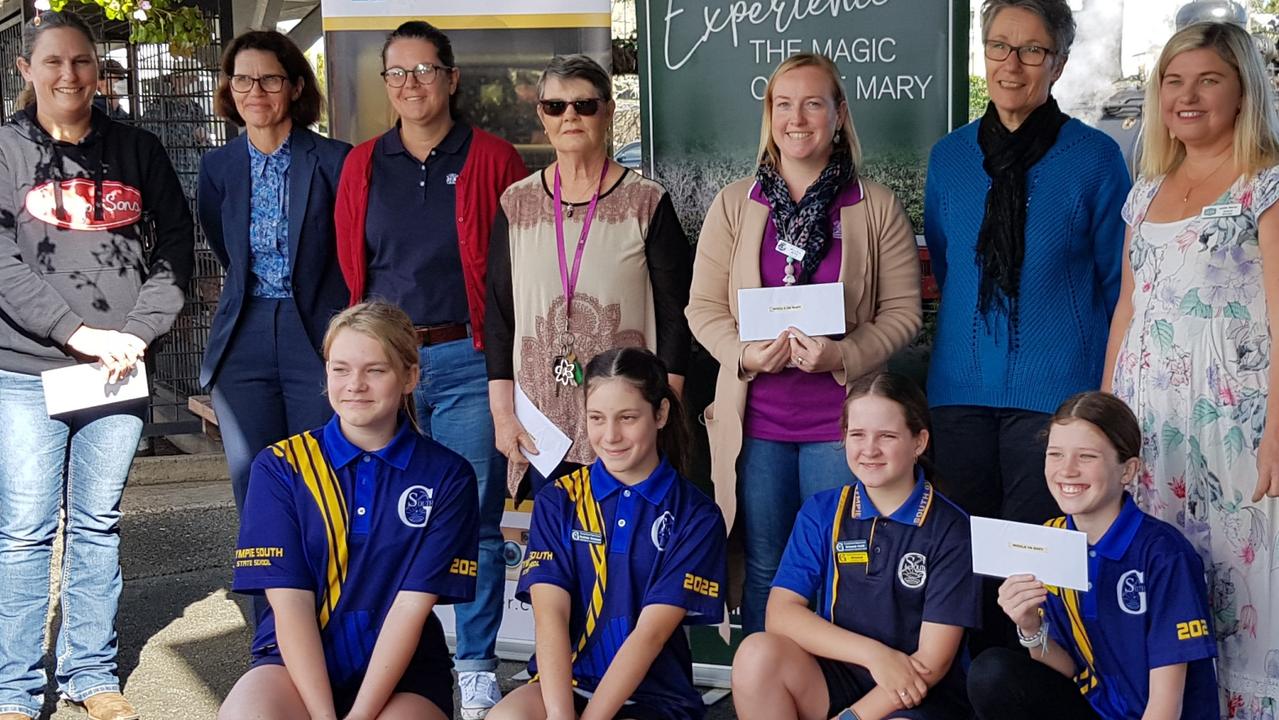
[553,161,609,323]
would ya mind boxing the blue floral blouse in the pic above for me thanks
[247,137,292,298]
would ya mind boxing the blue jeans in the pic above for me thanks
[414,339,506,672]
[737,437,853,635]
[0,368,144,716]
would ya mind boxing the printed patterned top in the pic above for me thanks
[247,137,292,299]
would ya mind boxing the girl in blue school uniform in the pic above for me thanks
[732,371,980,720]
[968,391,1217,720]
[488,347,728,720]
[218,301,480,720]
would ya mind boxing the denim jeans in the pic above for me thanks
[0,368,143,716]
[737,437,853,635]
[414,339,506,672]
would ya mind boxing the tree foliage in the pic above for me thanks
[41,0,209,57]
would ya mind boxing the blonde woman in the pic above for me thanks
[686,52,922,634]
[1103,21,1279,715]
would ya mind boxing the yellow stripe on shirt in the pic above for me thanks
[279,433,350,629]
[828,486,853,618]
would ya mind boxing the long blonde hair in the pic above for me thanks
[1140,22,1279,178]
[756,53,861,170]
[322,302,422,434]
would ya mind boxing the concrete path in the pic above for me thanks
[31,453,737,719]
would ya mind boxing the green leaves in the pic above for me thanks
[1193,398,1222,428]
[67,0,209,58]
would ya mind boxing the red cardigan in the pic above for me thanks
[334,126,528,350]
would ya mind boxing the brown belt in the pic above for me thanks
[415,323,471,346]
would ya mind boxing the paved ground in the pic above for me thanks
[33,451,737,720]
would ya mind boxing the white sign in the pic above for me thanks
[41,361,149,417]
[737,282,847,342]
[970,516,1089,592]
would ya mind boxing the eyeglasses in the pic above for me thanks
[381,63,453,87]
[229,74,287,93]
[538,98,605,117]
[984,40,1057,67]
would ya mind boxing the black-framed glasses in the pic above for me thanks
[381,62,453,88]
[984,40,1057,67]
[538,98,605,117]
[230,74,287,93]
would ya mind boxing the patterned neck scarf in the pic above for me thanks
[755,149,855,284]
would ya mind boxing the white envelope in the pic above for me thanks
[737,282,846,342]
[513,383,572,480]
[970,515,1089,591]
[41,361,149,417]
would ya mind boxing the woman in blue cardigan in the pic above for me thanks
[197,30,351,536]
[922,0,1129,651]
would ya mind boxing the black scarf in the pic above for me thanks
[755,149,855,284]
[975,96,1069,327]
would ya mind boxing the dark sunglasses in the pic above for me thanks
[538,98,605,117]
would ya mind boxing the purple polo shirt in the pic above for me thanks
[743,180,861,443]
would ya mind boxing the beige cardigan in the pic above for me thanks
[686,176,923,534]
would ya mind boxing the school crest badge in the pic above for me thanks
[1117,569,1147,615]
[651,511,675,551]
[398,485,433,528]
[897,552,927,589]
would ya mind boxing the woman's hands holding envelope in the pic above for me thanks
[998,574,1048,635]
[742,330,792,375]
[788,327,841,374]
[65,326,147,383]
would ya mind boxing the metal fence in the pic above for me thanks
[0,2,231,436]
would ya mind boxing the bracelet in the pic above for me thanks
[1017,620,1050,655]
[837,709,861,720]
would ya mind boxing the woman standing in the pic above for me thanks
[1104,21,1279,715]
[334,21,525,718]
[923,0,1129,649]
[199,29,351,517]
[686,53,922,635]
[0,12,193,720]
[485,55,691,499]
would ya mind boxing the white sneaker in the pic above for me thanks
[459,670,502,719]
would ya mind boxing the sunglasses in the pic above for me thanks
[538,98,605,117]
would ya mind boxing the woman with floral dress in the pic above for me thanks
[1103,21,1279,717]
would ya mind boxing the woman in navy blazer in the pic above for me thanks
[198,30,351,517]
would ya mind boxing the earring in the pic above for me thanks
[834,130,842,144]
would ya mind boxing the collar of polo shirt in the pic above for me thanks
[322,414,416,470]
[1066,492,1144,559]
[588,457,677,504]
[849,467,933,527]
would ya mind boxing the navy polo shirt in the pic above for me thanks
[773,474,980,696]
[233,416,479,685]
[1043,495,1217,719]
[517,459,727,720]
[364,122,472,327]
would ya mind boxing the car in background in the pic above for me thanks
[614,140,643,173]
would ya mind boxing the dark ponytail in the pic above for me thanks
[843,371,937,483]
[583,347,691,477]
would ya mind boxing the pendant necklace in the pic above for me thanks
[551,161,609,393]
[1180,154,1232,204]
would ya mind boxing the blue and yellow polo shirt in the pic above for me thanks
[1043,494,1217,719]
[232,416,479,685]
[772,473,980,698]
[517,458,727,720]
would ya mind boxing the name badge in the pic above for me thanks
[775,239,806,262]
[1201,203,1243,219]
[836,539,869,565]
[571,529,603,545]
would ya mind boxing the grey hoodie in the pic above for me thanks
[0,104,194,374]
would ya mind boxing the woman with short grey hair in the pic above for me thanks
[922,0,1130,651]
[485,54,692,501]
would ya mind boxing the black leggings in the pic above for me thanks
[968,647,1102,720]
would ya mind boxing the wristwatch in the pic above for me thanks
[837,709,862,720]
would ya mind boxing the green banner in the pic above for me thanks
[637,0,969,233]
